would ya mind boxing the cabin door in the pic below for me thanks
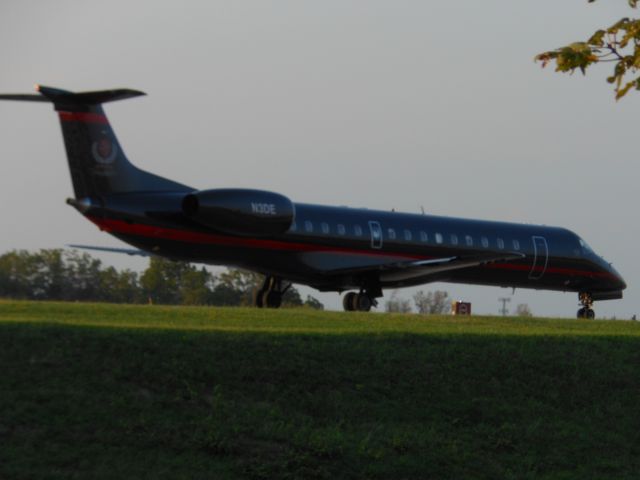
[529,236,549,280]
[369,221,383,249]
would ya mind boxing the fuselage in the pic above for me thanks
[80,191,626,297]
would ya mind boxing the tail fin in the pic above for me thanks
[0,85,191,198]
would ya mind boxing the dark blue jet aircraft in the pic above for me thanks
[0,86,626,317]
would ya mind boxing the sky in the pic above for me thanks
[0,0,638,318]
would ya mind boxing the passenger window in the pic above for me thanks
[354,225,363,236]
[497,238,505,249]
[404,230,412,241]
[304,221,313,233]
[387,228,396,240]
[465,235,473,247]
[450,234,458,245]
[420,231,428,242]
[481,236,489,248]
[513,239,520,250]
[337,224,346,235]
[435,233,443,244]
[321,222,330,234]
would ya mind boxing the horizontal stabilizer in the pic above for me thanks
[67,244,152,257]
[0,85,145,106]
[0,93,49,102]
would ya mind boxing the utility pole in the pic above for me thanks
[498,297,511,316]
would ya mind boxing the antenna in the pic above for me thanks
[498,297,511,316]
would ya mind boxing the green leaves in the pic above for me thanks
[589,0,639,7]
[587,29,606,47]
[536,2,640,100]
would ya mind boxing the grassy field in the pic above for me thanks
[1,300,639,479]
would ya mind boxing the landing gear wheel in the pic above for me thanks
[577,292,596,319]
[254,275,288,309]
[343,292,357,311]
[254,290,264,308]
[343,285,380,312]
[262,290,282,309]
[355,293,372,312]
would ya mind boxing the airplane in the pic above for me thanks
[0,85,626,318]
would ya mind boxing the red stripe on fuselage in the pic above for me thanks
[87,216,615,279]
[58,111,109,124]
[87,216,424,260]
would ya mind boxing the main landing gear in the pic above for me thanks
[254,276,290,309]
[342,290,379,312]
[577,292,595,319]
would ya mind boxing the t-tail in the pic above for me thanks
[0,85,190,199]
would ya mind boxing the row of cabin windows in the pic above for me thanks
[291,221,521,251]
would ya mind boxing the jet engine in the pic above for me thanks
[182,188,294,236]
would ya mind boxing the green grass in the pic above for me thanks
[1,300,639,479]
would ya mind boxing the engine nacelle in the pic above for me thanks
[182,188,294,236]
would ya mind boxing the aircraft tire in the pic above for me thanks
[263,291,282,309]
[577,308,585,319]
[343,292,357,311]
[254,290,265,308]
[355,294,372,312]
[586,308,595,319]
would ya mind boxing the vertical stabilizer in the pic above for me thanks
[0,85,191,199]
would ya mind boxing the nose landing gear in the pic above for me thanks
[577,292,595,319]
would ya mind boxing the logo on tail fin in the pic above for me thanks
[91,134,118,176]
[92,136,118,165]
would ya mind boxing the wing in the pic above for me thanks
[67,244,152,257]
[301,250,525,284]
[375,252,525,283]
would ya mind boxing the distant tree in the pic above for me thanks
[65,250,104,301]
[140,257,181,304]
[515,303,533,317]
[0,249,145,303]
[140,257,214,305]
[36,249,68,300]
[209,283,244,306]
[282,287,304,307]
[0,249,70,300]
[413,290,450,315]
[98,266,143,303]
[385,291,412,313]
[180,267,214,305]
[214,269,263,306]
[0,250,32,299]
[536,0,640,100]
[304,295,324,310]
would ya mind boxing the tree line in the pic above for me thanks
[385,289,533,316]
[385,290,451,314]
[0,249,324,309]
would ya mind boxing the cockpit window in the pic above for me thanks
[579,238,595,255]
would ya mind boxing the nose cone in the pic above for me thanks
[610,264,627,291]
[598,258,627,292]
[590,255,626,294]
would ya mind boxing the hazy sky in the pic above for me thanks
[1,0,637,317]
